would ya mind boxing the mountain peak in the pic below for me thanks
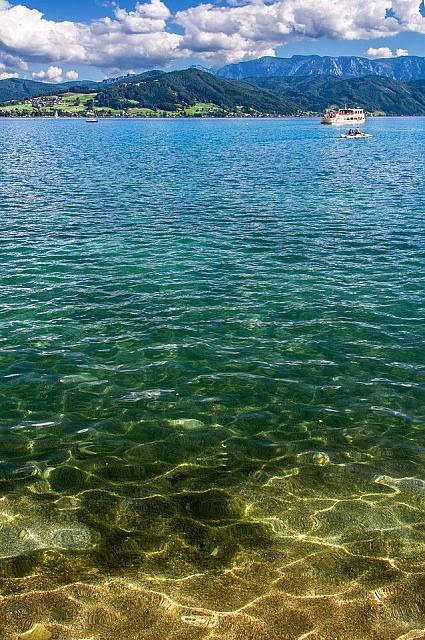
[216,54,425,82]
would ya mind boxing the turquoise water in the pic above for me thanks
[0,117,424,639]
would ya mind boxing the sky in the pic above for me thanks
[0,0,424,82]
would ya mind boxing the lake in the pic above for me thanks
[0,117,424,639]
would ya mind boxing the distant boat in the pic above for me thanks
[86,108,98,123]
[341,130,372,139]
[321,108,366,126]
[54,110,59,118]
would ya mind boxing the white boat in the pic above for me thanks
[54,110,59,118]
[341,130,372,139]
[322,107,366,126]
[86,109,98,123]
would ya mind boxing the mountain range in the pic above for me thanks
[2,55,425,116]
[216,55,425,82]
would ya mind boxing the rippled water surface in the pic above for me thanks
[0,117,424,639]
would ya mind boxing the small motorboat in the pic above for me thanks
[86,109,98,123]
[341,129,372,139]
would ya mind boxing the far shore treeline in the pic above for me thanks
[1,64,425,118]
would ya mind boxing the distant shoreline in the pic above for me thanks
[0,115,306,120]
[1,114,424,120]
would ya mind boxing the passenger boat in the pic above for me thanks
[321,108,365,126]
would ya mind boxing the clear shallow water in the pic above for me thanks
[0,117,424,639]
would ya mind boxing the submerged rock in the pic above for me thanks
[48,465,85,492]
[19,623,52,640]
[312,452,331,466]
[375,474,425,495]
[169,418,205,430]
[0,520,95,559]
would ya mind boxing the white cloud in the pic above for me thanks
[0,0,423,71]
[367,47,394,57]
[0,0,185,73]
[0,50,27,80]
[176,0,423,64]
[32,65,64,83]
[30,66,79,84]
[0,61,18,79]
[65,69,79,81]
[0,53,28,70]
[367,46,410,58]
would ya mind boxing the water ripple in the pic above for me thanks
[0,117,424,639]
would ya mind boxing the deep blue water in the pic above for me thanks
[0,117,424,640]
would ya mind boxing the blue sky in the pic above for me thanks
[0,0,424,81]
[23,0,196,19]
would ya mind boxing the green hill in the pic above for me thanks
[2,69,425,116]
[0,78,62,103]
[95,68,298,115]
[0,78,99,104]
[246,76,425,115]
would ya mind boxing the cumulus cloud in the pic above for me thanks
[0,0,423,71]
[0,61,18,79]
[0,52,26,83]
[65,69,79,81]
[0,50,28,80]
[0,52,28,70]
[31,66,79,83]
[0,0,185,73]
[367,46,409,57]
[32,65,64,82]
[367,46,395,57]
[176,0,424,64]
